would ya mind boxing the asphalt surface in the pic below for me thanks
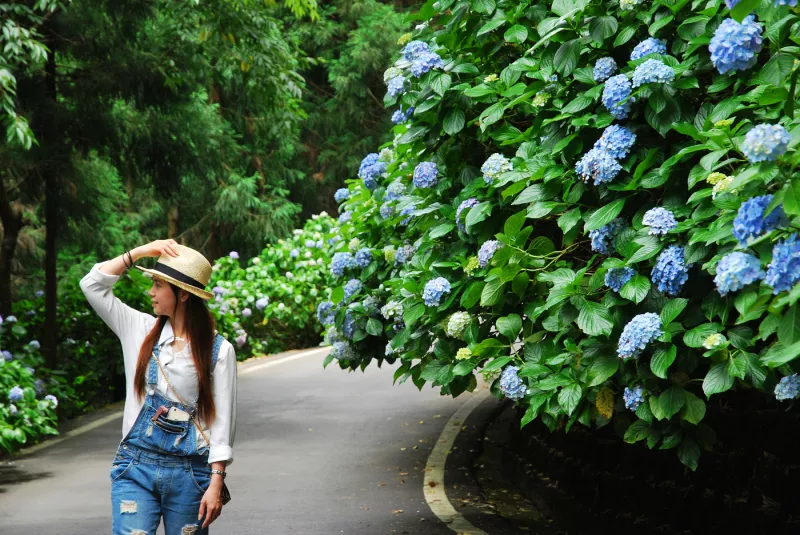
[0,348,485,534]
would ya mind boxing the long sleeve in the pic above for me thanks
[208,341,237,466]
[79,262,154,347]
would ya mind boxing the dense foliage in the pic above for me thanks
[318,0,800,468]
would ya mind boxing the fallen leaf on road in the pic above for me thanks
[392,509,404,514]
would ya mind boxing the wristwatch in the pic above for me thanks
[211,469,227,479]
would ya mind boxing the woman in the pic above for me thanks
[80,239,236,534]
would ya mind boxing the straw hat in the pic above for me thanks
[135,244,215,301]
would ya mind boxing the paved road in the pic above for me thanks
[0,348,480,534]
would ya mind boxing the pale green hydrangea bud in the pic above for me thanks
[445,311,472,338]
[703,333,726,350]
[384,246,396,263]
[456,347,472,361]
[464,257,480,275]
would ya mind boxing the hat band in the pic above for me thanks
[153,262,207,291]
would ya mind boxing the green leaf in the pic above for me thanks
[554,39,581,76]
[755,52,794,87]
[431,73,452,97]
[584,198,626,231]
[684,323,720,348]
[366,318,383,336]
[576,299,614,336]
[650,345,677,379]
[589,16,618,43]
[677,437,700,471]
[453,358,479,376]
[620,275,650,304]
[782,178,800,216]
[403,303,426,327]
[471,0,496,14]
[479,102,506,131]
[659,387,686,419]
[504,24,529,43]
[497,314,522,341]
[681,391,706,424]
[558,383,582,415]
[587,357,619,386]
[429,223,455,239]
[557,208,582,234]
[661,298,689,325]
[761,340,800,368]
[624,420,651,443]
[504,210,527,239]
[482,355,513,371]
[614,25,637,47]
[331,285,344,304]
[481,279,506,306]
[443,109,465,135]
[461,281,485,308]
[703,362,735,398]
[778,303,800,345]
[477,17,506,36]
[727,353,747,380]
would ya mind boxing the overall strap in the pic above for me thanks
[147,344,160,386]
[211,333,224,373]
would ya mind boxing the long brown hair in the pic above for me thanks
[133,282,217,427]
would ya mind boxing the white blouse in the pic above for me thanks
[79,262,237,466]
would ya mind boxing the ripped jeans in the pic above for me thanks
[111,387,212,535]
[111,443,212,534]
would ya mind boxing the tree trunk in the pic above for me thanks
[0,173,23,316]
[168,203,179,240]
[43,41,59,370]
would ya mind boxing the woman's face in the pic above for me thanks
[148,276,183,316]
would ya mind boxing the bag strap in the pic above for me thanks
[151,333,224,448]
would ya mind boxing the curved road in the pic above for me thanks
[0,348,483,534]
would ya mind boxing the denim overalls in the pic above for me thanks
[110,334,224,535]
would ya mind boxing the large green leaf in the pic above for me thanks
[584,198,626,231]
[650,345,677,379]
[497,314,522,340]
[702,362,734,398]
[576,299,613,336]
[554,39,581,76]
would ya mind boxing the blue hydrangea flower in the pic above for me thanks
[733,195,786,245]
[642,207,678,236]
[602,75,634,120]
[391,106,415,124]
[775,0,798,5]
[413,162,439,188]
[709,16,763,75]
[589,218,624,254]
[593,125,636,159]
[605,267,635,293]
[334,188,350,203]
[618,313,663,359]
[632,59,675,87]
[410,51,445,77]
[499,366,528,401]
[775,374,800,400]
[714,252,765,296]
[593,57,617,82]
[456,198,479,232]
[631,38,667,60]
[358,153,386,190]
[229,251,239,259]
[385,180,406,201]
[332,341,356,361]
[478,240,503,268]
[35,290,44,298]
[766,234,800,294]
[44,394,57,407]
[481,153,513,183]
[338,211,352,223]
[355,248,372,268]
[387,76,405,98]
[623,386,645,411]
[400,202,417,226]
[331,252,356,277]
[256,297,269,310]
[725,0,740,7]
[423,277,451,306]
[8,385,23,402]
[742,124,791,163]
[317,301,335,325]
[575,148,622,185]
[380,203,395,219]
[651,245,690,295]
[2,350,12,361]
[344,279,362,301]
[395,244,415,265]
[290,249,299,258]
[305,240,315,248]
[402,40,431,61]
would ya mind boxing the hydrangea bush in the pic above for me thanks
[209,213,337,356]
[319,0,800,469]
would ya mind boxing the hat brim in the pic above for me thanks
[135,266,214,301]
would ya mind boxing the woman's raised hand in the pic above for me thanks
[138,239,181,260]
